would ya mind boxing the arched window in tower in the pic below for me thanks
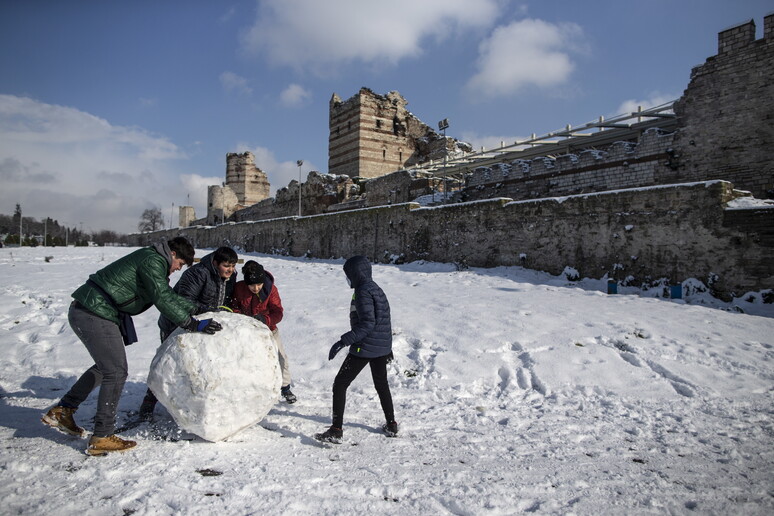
[348,121,351,131]
[382,148,386,160]
[376,119,382,129]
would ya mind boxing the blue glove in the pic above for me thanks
[185,318,222,334]
[328,340,346,360]
[254,314,267,324]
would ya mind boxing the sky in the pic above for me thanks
[1,0,772,234]
[1,246,772,513]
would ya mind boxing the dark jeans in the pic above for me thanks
[61,302,127,437]
[332,353,395,429]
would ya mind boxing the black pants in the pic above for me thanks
[332,353,394,429]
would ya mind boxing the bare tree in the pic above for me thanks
[138,207,165,232]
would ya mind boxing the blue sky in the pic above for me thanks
[1,0,771,234]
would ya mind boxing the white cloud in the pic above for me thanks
[467,19,586,98]
[279,83,311,108]
[179,173,223,217]
[615,93,677,118]
[220,71,253,96]
[240,0,501,74]
[220,6,236,23]
[0,94,192,233]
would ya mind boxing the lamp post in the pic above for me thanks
[297,160,304,217]
[438,118,449,202]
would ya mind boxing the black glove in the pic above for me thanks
[254,314,267,324]
[185,318,222,335]
[328,340,346,360]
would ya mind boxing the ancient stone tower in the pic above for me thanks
[329,88,442,179]
[206,151,270,225]
[225,151,270,206]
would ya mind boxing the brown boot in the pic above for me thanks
[41,406,86,437]
[86,435,137,456]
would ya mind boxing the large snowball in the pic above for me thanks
[147,311,282,442]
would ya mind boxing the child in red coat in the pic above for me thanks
[231,260,296,403]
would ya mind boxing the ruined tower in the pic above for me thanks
[206,151,271,225]
[329,88,438,179]
[225,151,270,205]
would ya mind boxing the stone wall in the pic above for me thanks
[232,171,356,222]
[463,128,678,202]
[131,181,774,298]
[672,15,774,199]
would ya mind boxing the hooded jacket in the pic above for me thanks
[230,271,284,331]
[71,241,195,326]
[158,250,237,335]
[339,255,392,358]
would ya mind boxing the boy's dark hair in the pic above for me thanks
[213,246,238,265]
[167,237,194,266]
[242,260,266,285]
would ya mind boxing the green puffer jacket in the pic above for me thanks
[71,242,195,326]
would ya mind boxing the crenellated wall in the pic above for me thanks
[463,129,678,202]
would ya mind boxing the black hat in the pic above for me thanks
[244,264,265,285]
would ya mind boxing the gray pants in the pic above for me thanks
[61,302,127,437]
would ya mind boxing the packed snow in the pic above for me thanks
[148,315,282,442]
[0,246,772,515]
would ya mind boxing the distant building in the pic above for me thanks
[328,87,470,179]
[200,152,270,226]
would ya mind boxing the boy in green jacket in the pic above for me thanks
[42,237,222,456]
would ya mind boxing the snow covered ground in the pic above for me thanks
[1,246,772,515]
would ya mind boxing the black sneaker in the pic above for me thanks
[281,386,297,404]
[314,426,343,444]
[139,391,157,421]
[138,403,155,422]
[382,421,399,437]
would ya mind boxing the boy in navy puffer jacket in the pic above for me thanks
[315,255,398,443]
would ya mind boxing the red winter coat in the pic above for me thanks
[230,271,284,331]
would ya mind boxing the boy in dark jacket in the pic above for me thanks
[41,237,222,456]
[315,255,398,443]
[138,246,238,419]
[231,260,296,403]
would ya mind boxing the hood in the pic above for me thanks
[343,255,372,289]
[152,241,173,275]
[199,252,222,281]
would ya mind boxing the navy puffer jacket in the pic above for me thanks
[158,251,236,336]
[339,256,392,358]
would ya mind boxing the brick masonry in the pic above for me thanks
[133,17,774,299]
